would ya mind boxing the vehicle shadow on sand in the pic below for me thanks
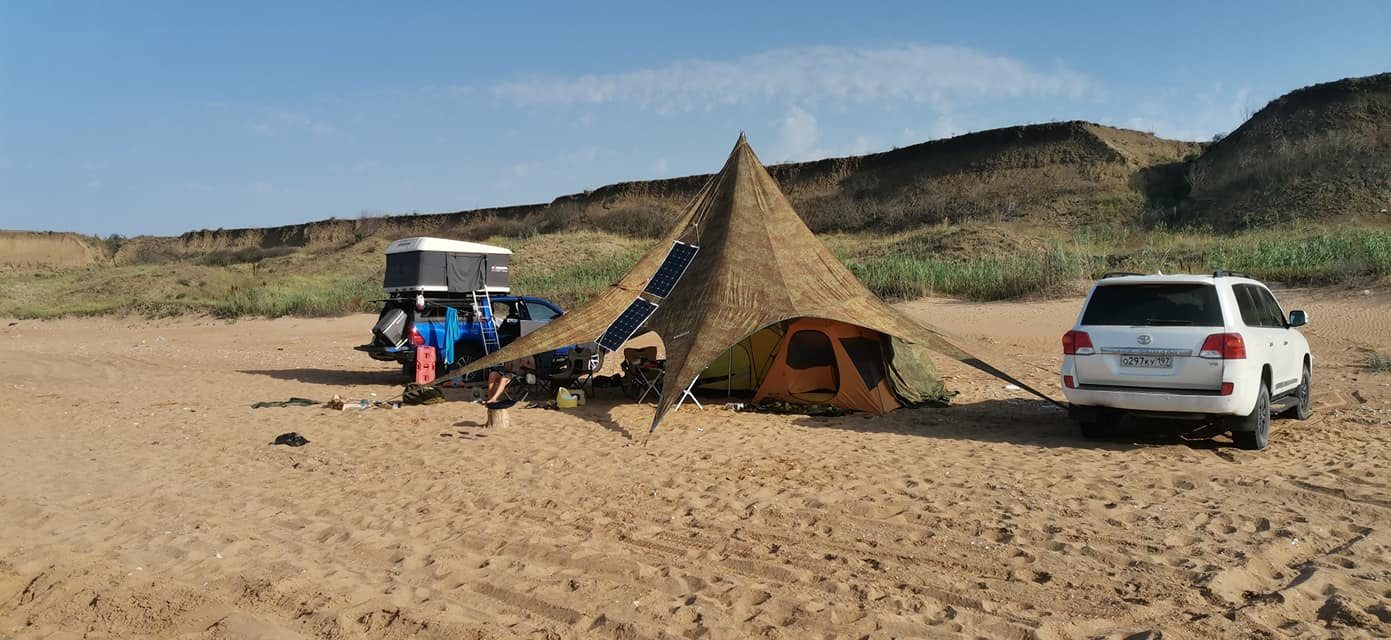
[788,399,1250,452]
[240,368,406,387]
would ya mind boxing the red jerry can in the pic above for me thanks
[415,346,437,384]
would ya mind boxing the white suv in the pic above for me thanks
[1060,271,1312,450]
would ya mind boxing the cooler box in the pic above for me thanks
[372,307,409,347]
[415,346,437,384]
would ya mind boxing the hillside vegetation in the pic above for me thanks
[2,73,1389,319]
[4,223,1389,320]
[93,120,1202,266]
[1174,72,1391,229]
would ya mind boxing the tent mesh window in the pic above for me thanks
[839,336,887,390]
[785,330,838,394]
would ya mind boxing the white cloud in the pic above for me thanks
[1123,84,1259,141]
[1123,116,1203,141]
[776,107,821,161]
[927,115,961,140]
[846,135,880,156]
[569,146,600,163]
[1230,87,1254,120]
[509,162,541,178]
[277,112,342,137]
[246,111,348,139]
[489,44,1094,113]
[652,158,669,175]
[249,182,296,194]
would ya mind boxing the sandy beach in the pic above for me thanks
[2,291,1389,639]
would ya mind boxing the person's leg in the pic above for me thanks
[486,373,512,403]
[485,371,501,401]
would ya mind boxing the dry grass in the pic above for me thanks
[1367,350,1391,373]
[6,223,1390,319]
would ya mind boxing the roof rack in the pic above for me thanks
[1212,270,1252,279]
[1100,271,1144,279]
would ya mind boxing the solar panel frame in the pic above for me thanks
[642,241,699,299]
[596,297,659,352]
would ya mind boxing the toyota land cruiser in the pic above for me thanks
[1060,271,1312,450]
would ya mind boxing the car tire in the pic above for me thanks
[1079,421,1108,439]
[1293,362,1312,420]
[1078,409,1113,439]
[1232,384,1271,450]
[449,346,488,384]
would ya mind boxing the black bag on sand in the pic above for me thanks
[402,383,446,406]
[272,432,309,447]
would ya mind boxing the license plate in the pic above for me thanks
[1120,355,1172,368]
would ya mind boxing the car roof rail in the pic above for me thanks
[1212,269,1252,279]
[1100,271,1145,279]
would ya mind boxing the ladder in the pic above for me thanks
[473,257,501,356]
[473,288,500,355]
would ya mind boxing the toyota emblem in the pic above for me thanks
[1137,334,1152,345]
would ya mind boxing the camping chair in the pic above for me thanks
[555,344,602,394]
[496,360,548,403]
[502,371,557,404]
[620,346,664,404]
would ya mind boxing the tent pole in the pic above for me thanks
[725,345,732,399]
[673,375,704,411]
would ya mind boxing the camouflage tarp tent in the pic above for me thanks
[444,135,1055,432]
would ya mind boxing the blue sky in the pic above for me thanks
[1,1,1388,237]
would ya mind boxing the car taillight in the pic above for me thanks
[1220,382,1234,396]
[409,327,425,346]
[1062,330,1094,355]
[1199,332,1246,359]
[1063,375,1077,388]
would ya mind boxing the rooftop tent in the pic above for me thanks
[444,134,1059,432]
[383,237,512,294]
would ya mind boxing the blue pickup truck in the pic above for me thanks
[356,237,590,382]
[356,295,570,381]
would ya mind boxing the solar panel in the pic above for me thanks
[596,298,659,352]
[642,241,699,299]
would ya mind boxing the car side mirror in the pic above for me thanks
[1288,310,1308,327]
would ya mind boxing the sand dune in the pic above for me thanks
[1,291,1389,638]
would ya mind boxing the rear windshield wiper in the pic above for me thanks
[1143,318,1194,326]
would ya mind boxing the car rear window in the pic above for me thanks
[1081,283,1223,326]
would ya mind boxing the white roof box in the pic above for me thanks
[385,237,512,255]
